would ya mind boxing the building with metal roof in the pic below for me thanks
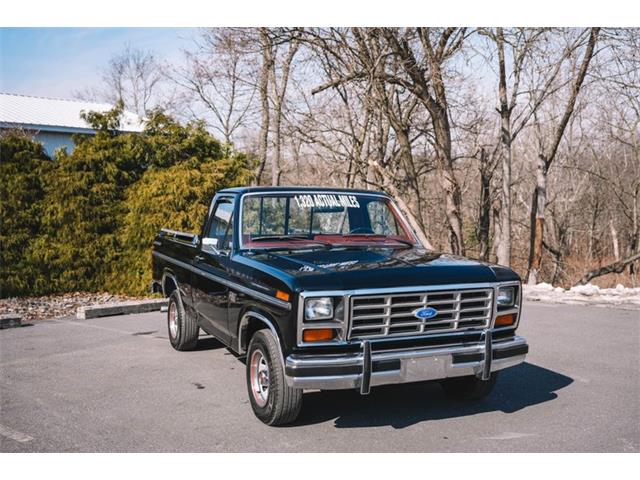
[0,92,144,156]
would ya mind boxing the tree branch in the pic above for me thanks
[575,251,640,285]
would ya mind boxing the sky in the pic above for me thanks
[0,28,196,99]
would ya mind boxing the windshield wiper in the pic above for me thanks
[250,235,308,241]
[248,235,333,249]
[386,238,415,248]
[341,234,415,248]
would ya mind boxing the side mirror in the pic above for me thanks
[202,237,219,250]
[202,237,230,256]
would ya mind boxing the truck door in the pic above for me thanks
[192,196,235,344]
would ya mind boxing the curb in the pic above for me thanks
[0,314,23,329]
[77,299,169,320]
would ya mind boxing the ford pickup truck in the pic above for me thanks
[151,187,528,425]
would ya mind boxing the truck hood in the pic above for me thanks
[242,247,520,291]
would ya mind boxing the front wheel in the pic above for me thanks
[440,372,499,400]
[246,329,302,426]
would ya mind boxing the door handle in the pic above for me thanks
[194,255,205,262]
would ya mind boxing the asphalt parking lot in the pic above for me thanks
[1,302,638,452]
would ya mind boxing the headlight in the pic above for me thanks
[497,286,515,307]
[304,297,333,320]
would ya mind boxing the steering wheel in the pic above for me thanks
[348,227,375,235]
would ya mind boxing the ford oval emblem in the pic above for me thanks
[413,307,438,319]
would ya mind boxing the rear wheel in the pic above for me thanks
[440,372,499,400]
[167,290,199,351]
[246,329,302,426]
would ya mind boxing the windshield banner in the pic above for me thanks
[293,194,360,209]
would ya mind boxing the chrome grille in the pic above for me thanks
[349,288,493,340]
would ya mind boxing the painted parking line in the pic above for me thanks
[0,423,33,443]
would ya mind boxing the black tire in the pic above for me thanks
[246,329,302,426]
[167,290,199,351]
[440,372,499,400]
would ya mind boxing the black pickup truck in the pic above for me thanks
[152,186,528,425]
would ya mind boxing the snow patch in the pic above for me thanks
[570,284,600,296]
[523,283,640,310]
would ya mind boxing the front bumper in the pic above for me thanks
[285,333,528,392]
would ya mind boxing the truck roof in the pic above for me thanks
[218,186,389,196]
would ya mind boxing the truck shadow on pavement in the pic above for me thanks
[193,337,228,351]
[295,362,573,429]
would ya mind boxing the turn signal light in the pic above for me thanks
[302,328,335,342]
[275,290,290,301]
[495,314,516,327]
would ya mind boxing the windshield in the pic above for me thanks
[240,192,417,250]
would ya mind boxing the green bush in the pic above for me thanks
[0,107,254,298]
[0,131,53,297]
[31,109,143,294]
[109,156,253,295]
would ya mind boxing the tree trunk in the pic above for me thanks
[492,203,502,261]
[270,41,298,186]
[528,156,548,285]
[543,240,563,285]
[272,100,281,186]
[477,149,491,261]
[255,29,273,186]
[430,108,464,255]
[630,183,639,278]
[495,27,512,266]
[428,81,465,256]
[610,221,620,261]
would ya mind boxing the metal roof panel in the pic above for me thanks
[0,92,145,133]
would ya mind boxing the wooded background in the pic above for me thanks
[3,27,638,297]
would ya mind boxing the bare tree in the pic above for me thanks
[255,28,275,184]
[309,28,469,254]
[527,28,600,284]
[269,31,301,185]
[477,28,545,266]
[76,45,166,116]
[105,46,162,116]
[379,28,468,255]
[172,29,257,146]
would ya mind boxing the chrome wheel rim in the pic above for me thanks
[168,302,178,339]
[249,350,270,407]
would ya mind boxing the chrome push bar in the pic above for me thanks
[354,327,495,394]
